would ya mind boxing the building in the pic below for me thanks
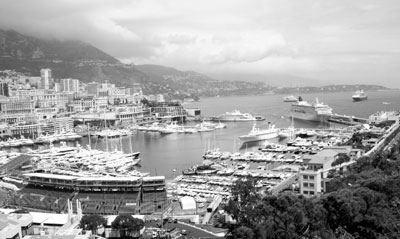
[41,117,74,134]
[156,94,165,103]
[0,96,35,124]
[30,90,74,111]
[369,111,399,124]
[40,69,52,90]
[108,87,128,105]
[60,78,80,93]
[0,212,33,239]
[185,108,201,117]
[0,83,9,97]
[299,149,340,197]
[68,96,96,112]
[115,105,145,122]
[151,104,186,122]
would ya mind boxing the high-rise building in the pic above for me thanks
[40,68,52,89]
[0,83,9,97]
[60,78,80,92]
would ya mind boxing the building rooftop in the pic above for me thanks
[308,149,338,165]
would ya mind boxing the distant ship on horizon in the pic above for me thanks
[352,90,368,102]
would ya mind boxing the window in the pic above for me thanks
[303,175,308,180]
[303,183,308,187]
[309,175,314,180]
[303,191,309,194]
[310,191,315,195]
[309,183,315,188]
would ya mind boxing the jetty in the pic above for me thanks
[326,114,368,126]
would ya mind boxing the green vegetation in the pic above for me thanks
[111,215,145,238]
[79,214,107,235]
[225,139,400,239]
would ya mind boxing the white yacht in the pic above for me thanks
[239,123,279,143]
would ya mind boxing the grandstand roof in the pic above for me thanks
[23,173,142,182]
[30,212,68,226]
[142,176,165,181]
[180,196,196,210]
[24,173,77,181]
[76,176,141,182]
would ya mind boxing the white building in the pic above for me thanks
[60,78,80,93]
[40,69,52,90]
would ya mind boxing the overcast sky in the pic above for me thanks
[1,0,400,86]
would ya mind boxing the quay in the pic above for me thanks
[326,113,369,126]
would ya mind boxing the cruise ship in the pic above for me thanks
[352,90,368,101]
[212,110,265,122]
[239,123,279,143]
[290,98,333,122]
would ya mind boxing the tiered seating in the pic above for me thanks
[74,192,140,215]
[140,190,168,214]
[11,186,74,212]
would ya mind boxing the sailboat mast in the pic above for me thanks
[120,134,123,152]
[129,134,133,154]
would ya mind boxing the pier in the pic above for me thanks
[326,114,369,126]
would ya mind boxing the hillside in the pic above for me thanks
[0,29,119,64]
[136,64,271,97]
[208,72,326,87]
[0,29,270,97]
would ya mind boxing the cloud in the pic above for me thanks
[0,0,400,86]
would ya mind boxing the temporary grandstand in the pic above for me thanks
[8,173,168,215]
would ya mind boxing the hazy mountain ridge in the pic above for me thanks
[273,84,388,94]
[208,72,326,87]
[135,64,217,82]
[0,29,390,97]
[0,29,119,63]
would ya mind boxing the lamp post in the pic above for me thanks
[172,169,176,179]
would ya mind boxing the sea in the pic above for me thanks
[12,90,400,179]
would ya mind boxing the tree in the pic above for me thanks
[332,153,351,166]
[224,178,262,228]
[111,215,144,238]
[232,226,255,239]
[79,214,107,235]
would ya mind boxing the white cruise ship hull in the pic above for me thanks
[290,105,331,122]
[212,116,264,122]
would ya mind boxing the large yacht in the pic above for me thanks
[352,90,368,101]
[239,123,279,143]
[212,110,265,122]
[283,95,299,102]
[290,98,333,122]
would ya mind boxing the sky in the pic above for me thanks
[0,0,400,87]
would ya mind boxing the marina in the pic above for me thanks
[1,2,399,238]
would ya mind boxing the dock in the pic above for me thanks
[326,114,368,126]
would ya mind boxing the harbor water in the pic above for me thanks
[13,90,400,179]
[83,90,400,178]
